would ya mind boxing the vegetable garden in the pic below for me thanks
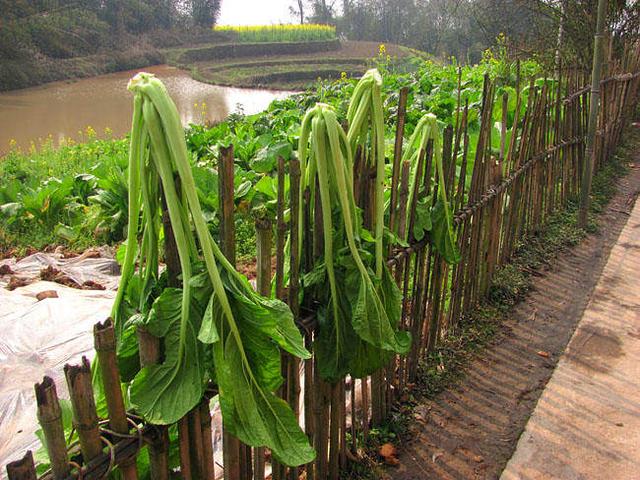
[3,43,640,480]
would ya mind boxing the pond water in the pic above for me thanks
[0,64,292,155]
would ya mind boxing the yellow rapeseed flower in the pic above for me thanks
[379,44,386,56]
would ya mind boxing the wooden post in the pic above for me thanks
[65,357,103,463]
[137,328,170,479]
[200,400,216,480]
[187,406,206,480]
[94,319,138,480]
[35,377,70,479]
[287,159,303,480]
[253,216,272,480]
[389,87,409,235]
[578,0,607,227]
[272,155,289,480]
[178,418,193,479]
[219,145,237,263]
[218,144,247,480]
[6,451,37,480]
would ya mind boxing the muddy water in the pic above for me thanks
[0,65,292,155]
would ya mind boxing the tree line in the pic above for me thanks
[292,0,639,67]
[0,0,223,61]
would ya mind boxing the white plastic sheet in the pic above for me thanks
[0,250,120,471]
[0,251,227,478]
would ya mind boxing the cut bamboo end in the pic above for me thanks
[6,451,37,480]
[64,356,103,462]
[35,376,70,479]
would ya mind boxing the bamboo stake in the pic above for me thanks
[137,328,169,479]
[253,216,272,480]
[6,451,37,480]
[188,406,206,480]
[94,319,138,480]
[200,400,216,480]
[178,418,192,479]
[219,144,245,480]
[579,0,606,227]
[389,87,409,235]
[35,377,70,479]
[65,357,103,463]
[287,159,303,480]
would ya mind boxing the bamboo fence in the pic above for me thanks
[5,48,640,480]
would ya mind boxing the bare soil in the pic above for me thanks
[389,159,640,479]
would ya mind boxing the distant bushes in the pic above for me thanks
[0,50,165,92]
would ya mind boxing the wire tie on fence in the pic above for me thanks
[69,460,83,480]
[99,435,116,479]
[98,417,145,452]
[127,416,145,452]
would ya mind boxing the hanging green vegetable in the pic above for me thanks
[298,102,410,382]
[346,68,386,278]
[401,113,460,264]
[112,72,314,466]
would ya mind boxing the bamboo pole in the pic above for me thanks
[178,418,193,480]
[94,319,138,480]
[389,87,409,235]
[137,328,169,479]
[578,0,607,227]
[65,357,103,462]
[35,377,70,479]
[6,451,37,480]
[218,144,246,480]
[253,215,272,480]
[200,399,216,480]
[287,159,303,480]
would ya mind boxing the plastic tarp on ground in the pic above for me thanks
[0,250,121,471]
[0,251,228,478]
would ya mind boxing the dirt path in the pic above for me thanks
[501,164,640,479]
[389,156,640,479]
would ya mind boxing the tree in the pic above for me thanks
[290,0,306,24]
[191,0,222,28]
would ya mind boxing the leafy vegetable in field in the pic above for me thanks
[110,72,314,466]
[347,68,387,278]
[402,113,460,264]
[298,101,411,381]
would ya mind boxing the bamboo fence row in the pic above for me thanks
[5,49,640,480]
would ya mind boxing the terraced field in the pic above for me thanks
[173,40,420,90]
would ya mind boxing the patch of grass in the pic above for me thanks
[0,135,129,256]
[193,60,366,90]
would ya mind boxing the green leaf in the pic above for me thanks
[253,175,278,199]
[349,268,411,355]
[198,293,221,344]
[314,302,356,381]
[431,199,461,264]
[235,180,252,199]
[412,195,433,241]
[130,288,207,425]
[212,296,315,467]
